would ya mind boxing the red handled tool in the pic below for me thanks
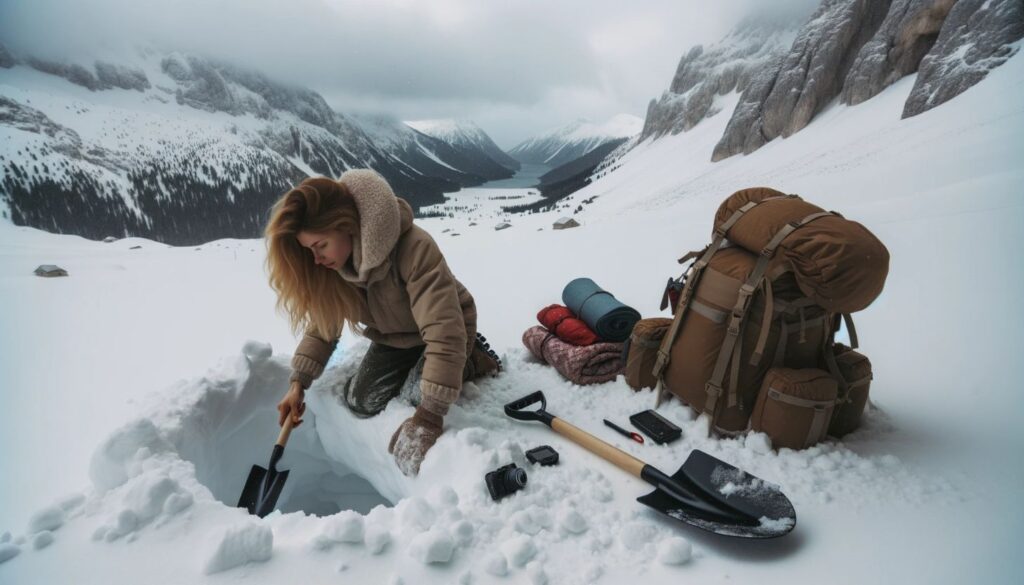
[604,419,645,444]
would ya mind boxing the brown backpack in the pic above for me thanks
[652,188,889,442]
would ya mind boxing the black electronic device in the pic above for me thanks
[485,463,528,501]
[629,409,682,444]
[525,445,560,466]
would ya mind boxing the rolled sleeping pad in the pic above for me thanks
[562,277,641,343]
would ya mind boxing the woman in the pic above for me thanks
[264,169,501,476]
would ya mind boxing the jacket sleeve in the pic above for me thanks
[398,229,468,407]
[289,329,339,390]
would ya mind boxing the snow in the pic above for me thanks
[201,521,273,574]
[0,45,1022,585]
[656,536,692,565]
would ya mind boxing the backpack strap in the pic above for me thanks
[703,210,834,420]
[652,201,760,407]
[650,195,799,408]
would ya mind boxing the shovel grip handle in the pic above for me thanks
[551,418,645,479]
[276,413,296,447]
[504,391,554,426]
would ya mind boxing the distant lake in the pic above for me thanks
[479,163,552,189]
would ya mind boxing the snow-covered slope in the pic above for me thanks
[508,114,642,168]
[0,44,1022,585]
[404,118,520,180]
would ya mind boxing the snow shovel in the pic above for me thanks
[237,414,296,517]
[505,391,796,538]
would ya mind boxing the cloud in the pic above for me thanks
[0,0,818,148]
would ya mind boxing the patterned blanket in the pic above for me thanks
[522,325,625,385]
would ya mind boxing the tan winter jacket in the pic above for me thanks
[289,169,477,409]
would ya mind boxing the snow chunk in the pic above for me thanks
[657,537,693,565]
[0,543,20,564]
[452,520,475,546]
[430,485,460,508]
[364,524,392,554]
[28,506,66,533]
[242,340,272,364]
[620,521,658,551]
[511,507,550,536]
[0,532,9,543]
[557,508,588,535]
[89,419,173,491]
[484,552,508,576]
[745,431,773,453]
[500,534,537,567]
[408,528,455,564]
[321,510,364,543]
[32,531,55,550]
[202,521,273,575]
[526,560,548,585]
[396,496,436,532]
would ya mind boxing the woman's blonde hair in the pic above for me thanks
[264,176,363,341]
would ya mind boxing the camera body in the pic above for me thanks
[485,463,527,501]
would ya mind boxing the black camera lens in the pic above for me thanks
[501,466,527,491]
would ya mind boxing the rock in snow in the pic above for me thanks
[202,521,273,575]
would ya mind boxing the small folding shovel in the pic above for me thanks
[505,391,796,538]
[237,415,296,517]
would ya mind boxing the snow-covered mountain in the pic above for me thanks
[713,0,1023,160]
[0,47,511,245]
[640,9,811,142]
[507,114,642,168]
[403,118,520,181]
[635,0,1023,163]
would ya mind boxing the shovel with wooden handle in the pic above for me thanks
[505,391,796,538]
[237,414,296,517]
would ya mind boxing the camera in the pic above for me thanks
[485,463,527,501]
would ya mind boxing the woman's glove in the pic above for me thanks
[388,400,447,476]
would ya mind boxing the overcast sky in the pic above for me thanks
[0,0,817,149]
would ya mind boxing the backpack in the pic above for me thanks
[651,187,889,443]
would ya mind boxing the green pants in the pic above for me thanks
[342,343,426,417]
[343,340,489,417]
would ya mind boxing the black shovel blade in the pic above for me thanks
[638,450,796,539]
[237,464,289,518]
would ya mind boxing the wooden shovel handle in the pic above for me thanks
[551,417,645,478]
[276,412,296,447]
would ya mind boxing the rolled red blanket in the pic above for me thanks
[522,325,624,385]
[537,304,599,346]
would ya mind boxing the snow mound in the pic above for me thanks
[202,521,273,574]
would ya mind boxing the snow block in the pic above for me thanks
[89,419,173,491]
[321,510,364,544]
[408,528,455,564]
[202,521,273,575]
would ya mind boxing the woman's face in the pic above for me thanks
[296,229,353,271]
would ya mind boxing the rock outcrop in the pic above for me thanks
[903,0,1024,117]
[713,0,893,161]
[841,0,957,106]
[641,17,799,141]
